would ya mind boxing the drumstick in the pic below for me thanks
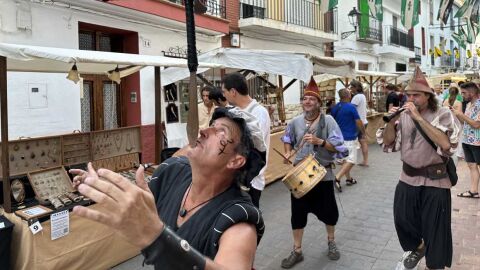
[273,148,293,165]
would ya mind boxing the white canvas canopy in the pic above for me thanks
[161,47,355,85]
[355,70,399,78]
[0,43,221,73]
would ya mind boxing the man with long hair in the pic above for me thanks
[380,66,461,270]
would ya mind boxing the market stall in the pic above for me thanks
[0,42,219,269]
[160,48,356,184]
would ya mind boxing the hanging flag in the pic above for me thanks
[455,0,475,19]
[401,0,420,30]
[438,0,454,24]
[453,29,468,49]
[375,0,384,20]
[435,46,443,57]
[446,49,452,55]
[467,49,473,58]
[429,49,434,55]
[455,49,460,59]
[367,0,383,20]
[319,0,338,12]
[476,47,480,55]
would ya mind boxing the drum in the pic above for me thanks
[282,155,327,199]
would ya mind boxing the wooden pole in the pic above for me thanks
[154,67,163,164]
[277,75,286,124]
[0,56,11,213]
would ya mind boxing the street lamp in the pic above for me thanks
[341,7,361,39]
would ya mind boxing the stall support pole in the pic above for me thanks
[277,75,286,124]
[0,56,11,213]
[154,67,163,164]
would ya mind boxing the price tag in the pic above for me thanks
[29,221,43,235]
[51,210,69,240]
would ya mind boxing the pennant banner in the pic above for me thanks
[401,0,419,30]
[367,0,383,20]
[438,0,454,24]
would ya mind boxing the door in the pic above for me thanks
[81,75,121,131]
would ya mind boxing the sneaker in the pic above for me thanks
[403,246,425,269]
[281,250,303,269]
[327,240,340,260]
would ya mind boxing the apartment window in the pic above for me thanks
[393,16,398,29]
[450,12,455,30]
[358,62,369,71]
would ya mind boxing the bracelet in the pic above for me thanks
[321,140,327,147]
[142,226,206,270]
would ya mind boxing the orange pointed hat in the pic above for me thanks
[304,76,321,101]
[405,66,433,94]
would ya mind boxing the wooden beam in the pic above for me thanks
[283,79,297,92]
[0,56,11,213]
[196,74,214,87]
[154,67,163,164]
[250,70,277,89]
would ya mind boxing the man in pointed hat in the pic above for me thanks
[280,77,347,268]
[380,66,461,270]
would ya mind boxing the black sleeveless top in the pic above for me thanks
[145,156,264,267]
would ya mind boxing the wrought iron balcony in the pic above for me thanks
[240,0,337,33]
[167,0,226,18]
[385,26,414,50]
[357,16,382,44]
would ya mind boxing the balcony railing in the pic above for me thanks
[240,0,337,33]
[168,0,226,18]
[357,16,382,43]
[385,26,414,50]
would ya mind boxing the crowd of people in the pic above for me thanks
[67,68,479,270]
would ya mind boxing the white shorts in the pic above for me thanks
[339,140,358,164]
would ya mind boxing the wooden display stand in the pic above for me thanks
[3,204,140,270]
[264,129,292,185]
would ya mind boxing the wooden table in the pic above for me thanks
[3,204,140,270]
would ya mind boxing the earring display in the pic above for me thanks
[92,153,140,172]
[0,137,62,176]
[62,133,91,165]
[27,166,75,207]
[166,103,179,123]
[92,127,141,160]
[164,83,178,102]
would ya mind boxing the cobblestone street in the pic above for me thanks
[114,145,480,270]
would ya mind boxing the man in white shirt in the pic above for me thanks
[349,80,369,166]
[221,72,271,207]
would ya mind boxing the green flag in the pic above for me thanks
[437,0,454,24]
[452,29,468,49]
[319,0,338,12]
[455,0,475,19]
[367,0,383,20]
[401,0,419,30]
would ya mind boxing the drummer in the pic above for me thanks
[280,77,348,268]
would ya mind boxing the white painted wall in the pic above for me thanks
[6,72,81,139]
[0,0,222,140]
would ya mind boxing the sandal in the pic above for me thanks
[457,191,480,198]
[334,179,342,192]
[346,178,358,186]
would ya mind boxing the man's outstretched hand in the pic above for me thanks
[72,163,163,249]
